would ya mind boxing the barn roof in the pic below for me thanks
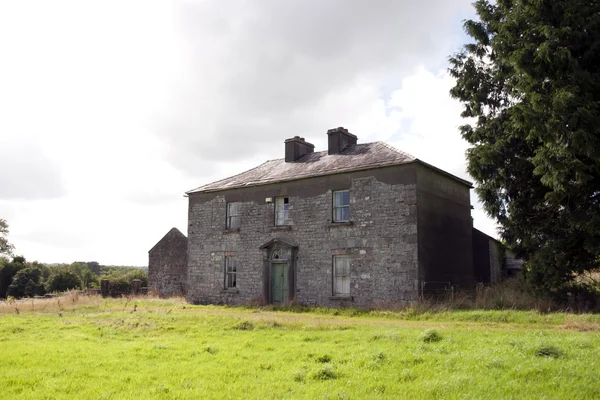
[148,227,187,253]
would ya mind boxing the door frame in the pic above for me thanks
[260,238,297,305]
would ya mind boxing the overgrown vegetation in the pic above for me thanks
[1,295,599,399]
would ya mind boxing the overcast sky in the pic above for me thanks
[0,0,497,266]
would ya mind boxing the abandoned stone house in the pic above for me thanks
[148,127,479,306]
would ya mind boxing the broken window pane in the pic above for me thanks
[225,256,237,288]
[275,197,290,226]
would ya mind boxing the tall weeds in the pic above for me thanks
[0,291,100,314]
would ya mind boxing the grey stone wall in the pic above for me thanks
[148,228,188,297]
[186,169,419,307]
[416,165,474,287]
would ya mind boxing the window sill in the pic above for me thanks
[329,295,353,301]
[329,221,353,227]
[222,228,240,234]
[220,289,239,294]
[271,225,292,232]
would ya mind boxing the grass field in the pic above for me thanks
[1,295,600,399]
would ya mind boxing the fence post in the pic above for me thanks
[132,279,142,295]
[100,279,109,298]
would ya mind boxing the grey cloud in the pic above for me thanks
[0,139,65,200]
[159,0,472,173]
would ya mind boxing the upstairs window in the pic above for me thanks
[333,190,350,222]
[225,256,237,289]
[333,255,350,296]
[275,197,290,226]
[226,202,241,229]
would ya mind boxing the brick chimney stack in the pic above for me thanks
[284,136,315,162]
[327,127,357,155]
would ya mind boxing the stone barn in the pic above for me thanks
[148,227,188,297]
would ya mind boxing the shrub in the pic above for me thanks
[421,329,443,343]
[47,270,82,293]
[102,269,148,296]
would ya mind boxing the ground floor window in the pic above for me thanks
[225,256,237,288]
[333,255,350,296]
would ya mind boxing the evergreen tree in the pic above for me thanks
[449,0,600,288]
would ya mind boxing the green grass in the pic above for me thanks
[1,297,600,399]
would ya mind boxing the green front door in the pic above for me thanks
[271,263,288,304]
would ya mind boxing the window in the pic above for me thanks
[275,197,290,226]
[333,255,350,296]
[226,202,240,229]
[333,190,350,222]
[225,256,237,289]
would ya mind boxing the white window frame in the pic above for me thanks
[333,255,350,296]
[275,196,290,226]
[333,190,350,223]
[225,256,237,289]
[226,202,241,229]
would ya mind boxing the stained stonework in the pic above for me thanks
[148,228,187,297]
[187,170,421,307]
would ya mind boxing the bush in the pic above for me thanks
[421,329,443,343]
[103,269,148,296]
[47,270,82,293]
[106,275,131,297]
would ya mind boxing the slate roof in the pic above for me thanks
[186,141,470,194]
[149,227,187,253]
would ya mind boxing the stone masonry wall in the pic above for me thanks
[148,229,188,297]
[187,172,419,307]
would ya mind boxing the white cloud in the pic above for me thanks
[0,0,497,265]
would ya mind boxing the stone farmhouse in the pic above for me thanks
[157,127,476,307]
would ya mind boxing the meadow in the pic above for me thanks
[1,294,600,399]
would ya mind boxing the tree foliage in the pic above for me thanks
[46,270,83,293]
[7,266,46,298]
[449,0,600,289]
[0,257,25,298]
[0,219,14,256]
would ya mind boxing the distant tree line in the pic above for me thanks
[0,218,147,299]
[0,257,148,299]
